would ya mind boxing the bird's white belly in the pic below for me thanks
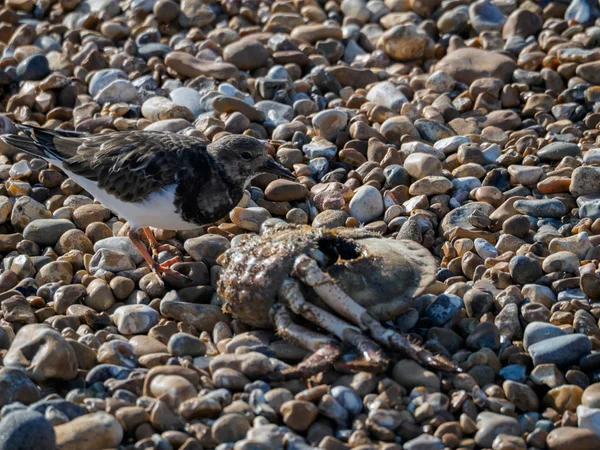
[64,169,199,231]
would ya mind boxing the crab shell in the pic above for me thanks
[217,224,437,328]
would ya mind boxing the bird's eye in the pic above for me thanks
[241,151,253,160]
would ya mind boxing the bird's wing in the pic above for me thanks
[4,126,211,203]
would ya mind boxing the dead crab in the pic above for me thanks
[217,223,458,379]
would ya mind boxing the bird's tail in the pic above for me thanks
[0,124,85,163]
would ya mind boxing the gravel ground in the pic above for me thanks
[1,0,600,449]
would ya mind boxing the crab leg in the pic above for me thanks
[293,255,459,372]
[270,304,341,380]
[279,279,388,371]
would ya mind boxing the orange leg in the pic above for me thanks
[142,227,182,267]
[128,230,186,280]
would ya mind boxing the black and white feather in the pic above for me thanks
[1,126,292,231]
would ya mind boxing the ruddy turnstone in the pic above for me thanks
[1,125,294,279]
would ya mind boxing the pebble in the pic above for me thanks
[281,400,318,431]
[54,412,123,450]
[0,409,56,450]
[547,427,600,450]
[348,185,384,223]
[529,334,592,367]
[4,324,78,382]
[112,304,160,334]
[475,412,522,448]
[22,219,75,245]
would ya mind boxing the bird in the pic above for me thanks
[1,125,294,280]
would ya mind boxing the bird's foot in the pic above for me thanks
[151,243,180,259]
[152,262,190,282]
[159,256,181,269]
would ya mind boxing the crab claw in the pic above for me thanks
[417,352,462,373]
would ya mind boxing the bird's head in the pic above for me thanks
[208,134,294,184]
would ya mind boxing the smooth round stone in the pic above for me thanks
[435,48,516,84]
[452,177,481,192]
[542,251,580,274]
[440,202,495,233]
[167,332,206,357]
[393,359,440,391]
[89,248,135,275]
[55,412,123,450]
[495,303,521,339]
[468,0,506,32]
[138,43,172,59]
[142,96,195,122]
[169,87,202,117]
[529,334,592,367]
[475,412,521,447]
[499,364,527,382]
[503,380,539,412]
[0,409,55,450]
[404,434,444,450]
[513,199,566,218]
[0,368,41,407]
[509,255,542,285]
[404,153,443,179]
[547,427,600,450]
[280,400,318,432]
[425,293,462,326]
[255,100,293,126]
[583,384,600,408]
[149,374,197,409]
[312,110,348,142]
[94,237,144,265]
[223,40,269,70]
[435,136,471,154]
[377,23,430,61]
[212,413,251,444]
[523,322,566,351]
[366,81,407,112]
[16,54,50,81]
[95,80,138,104]
[415,120,454,142]
[465,321,500,350]
[474,238,498,259]
[578,405,600,435]
[579,199,600,220]
[112,304,160,335]
[330,386,362,416]
[313,210,349,228]
[570,166,600,197]
[349,185,384,223]
[230,207,271,232]
[544,384,584,413]
[88,69,128,97]
[548,232,593,259]
[408,176,453,195]
[264,180,308,202]
[22,219,75,246]
[143,119,191,133]
[583,148,600,164]
[384,165,410,188]
[303,138,338,160]
[565,0,595,23]
[425,70,455,93]
[437,6,469,34]
[537,142,581,161]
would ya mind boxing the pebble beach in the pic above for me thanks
[1,0,600,449]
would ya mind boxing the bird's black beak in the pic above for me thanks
[262,158,296,180]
